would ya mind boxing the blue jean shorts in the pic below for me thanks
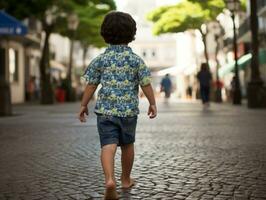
[96,114,138,148]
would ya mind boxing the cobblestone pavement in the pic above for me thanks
[0,100,266,200]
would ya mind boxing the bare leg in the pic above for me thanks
[121,143,135,188]
[101,144,119,199]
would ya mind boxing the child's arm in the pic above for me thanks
[141,84,157,119]
[78,84,98,122]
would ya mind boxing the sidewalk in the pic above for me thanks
[0,100,266,200]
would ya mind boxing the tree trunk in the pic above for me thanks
[214,22,224,80]
[66,37,75,102]
[250,0,261,81]
[67,39,74,83]
[82,45,88,70]
[199,28,209,66]
[39,28,54,104]
[214,34,222,102]
[215,35,220,81]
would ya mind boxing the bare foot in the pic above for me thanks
[104,181,119,200]
[121,178,135,189]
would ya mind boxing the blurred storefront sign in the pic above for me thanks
[0,11,30,116]
[0,11,27,35]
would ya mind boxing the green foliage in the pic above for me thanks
[146,5,172,22]
[0,0,116,48]
[73,2,114,48]
[147,0,211,35]
[54,0,116,48]
[147,0,246,36]
[0,0,53,19]
[187,0,246,12]
[100,0,116,10]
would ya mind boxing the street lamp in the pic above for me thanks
[226,0,242,105]
[66,13,79,101]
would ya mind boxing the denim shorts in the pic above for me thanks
[96,114,138,147]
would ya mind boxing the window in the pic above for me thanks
[9,48,19,83]
[142,50,147,58]
[152,50,156,57]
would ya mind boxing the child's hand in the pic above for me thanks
[148,105,157,119]
[78,106,89,122]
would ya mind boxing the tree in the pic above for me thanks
[147,0,246,65]
[60,2,114,69]
[56,1,115,101]
[1,0,115,104]
[187,0,246,12]
[56,0,116,102]
[147,0,225,65]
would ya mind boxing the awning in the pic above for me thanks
[219,49,266,77]
[153,64,197,76]
[50,60,66,72]
[154,66,179,76]
[0,11,27,35]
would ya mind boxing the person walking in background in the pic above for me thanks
[34,77,40,100]
[186,85,193,99]
[26,76,36,102]
[197,63,212,108]
[160,74,172,99]
[78,11,157,200]
[230,76,237,102]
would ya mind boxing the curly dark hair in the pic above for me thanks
[100,11,137,45]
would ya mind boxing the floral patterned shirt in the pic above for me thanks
[83,45,151,117]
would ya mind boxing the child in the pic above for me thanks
[78,11,157,199]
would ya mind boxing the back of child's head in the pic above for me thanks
[101,11,136,45]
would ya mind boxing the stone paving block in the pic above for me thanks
[69,193,88,200]
[0,102,266,199]
[173,194,187,200]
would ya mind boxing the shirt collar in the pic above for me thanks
[105,44,132,53]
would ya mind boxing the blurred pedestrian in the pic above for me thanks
[186,85,193,99]
[230,76,237,101]
[197,63,212,108]
[26,76,36,102]
[78,11,157,200]
[34,77,40,100]
[160,74,172,99]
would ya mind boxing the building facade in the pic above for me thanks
[0,15,41,104]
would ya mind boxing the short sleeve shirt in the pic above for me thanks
[83,45,151,117]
